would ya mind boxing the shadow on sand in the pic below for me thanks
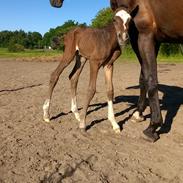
[52,84,183,135]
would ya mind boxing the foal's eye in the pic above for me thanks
[117,32,122,38]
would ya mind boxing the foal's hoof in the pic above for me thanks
[131,111,144,123]
[75,114,81,122]
[113,127,121,134]
[43,116,50,123]
[143,129,160,143]
[80,128,86,133]
[79,121,86,131]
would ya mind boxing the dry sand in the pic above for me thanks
[0,58,183,183]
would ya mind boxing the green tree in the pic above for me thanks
[42,20,86,50]
[91,8,114,28]
[160,43,180,56]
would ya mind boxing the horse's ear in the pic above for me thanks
[130,5,139,18]
[110,0,118,11]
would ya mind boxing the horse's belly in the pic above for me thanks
[156,24,183,43]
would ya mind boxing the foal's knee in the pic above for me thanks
[88,87,96,97]
[50,71,58,85]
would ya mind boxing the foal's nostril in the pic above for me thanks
[123,33,129,41]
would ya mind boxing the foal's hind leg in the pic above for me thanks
[104,65,120,133]
[69,55,87,121]
[79,61,99,130]
[43,54,75,122]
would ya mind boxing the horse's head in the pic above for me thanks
[113,9,131,46]
[50,0,64,8]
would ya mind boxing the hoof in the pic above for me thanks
[79,121,86,129]
[113,127,121,134]
[75,114,81,122]
[143,129,160,143]
[43,116,50,123]
[80,128,86,133]
[131,111,144,123]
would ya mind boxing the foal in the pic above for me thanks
[43,10,131,133]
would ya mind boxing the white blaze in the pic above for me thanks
[115,10,131,30]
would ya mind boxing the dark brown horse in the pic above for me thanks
[111,0,183,142]
[50,0,183,142]
[50,0,64,8]
[43,12,131,132]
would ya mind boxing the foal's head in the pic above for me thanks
[113,9,131,46]
[50,0,64,8]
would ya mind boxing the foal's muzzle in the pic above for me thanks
[117,32,129,46]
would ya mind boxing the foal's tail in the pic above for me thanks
[61,28,81,63]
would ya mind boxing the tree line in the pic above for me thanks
[0,7,182,55]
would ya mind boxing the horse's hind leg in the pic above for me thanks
[69,54,87,121]
[43,54,75,122]
[104,64,120,133]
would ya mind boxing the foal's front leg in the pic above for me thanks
[69,55,87,121]
[104,65,120,133]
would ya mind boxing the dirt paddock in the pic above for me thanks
[0,58,183,183]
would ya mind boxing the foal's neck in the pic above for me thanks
[102,22,118,46]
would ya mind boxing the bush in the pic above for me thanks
[160,43,180,56]
[8,43,25,52]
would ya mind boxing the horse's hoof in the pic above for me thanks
[43,117,50,123]
[143,129,160,143]
[131,111,144,123]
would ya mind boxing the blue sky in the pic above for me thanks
[0,0,109,36]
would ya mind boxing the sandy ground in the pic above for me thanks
[0,58,183,183]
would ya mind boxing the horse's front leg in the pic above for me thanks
[138,32,163,142]
[129,27,146,122]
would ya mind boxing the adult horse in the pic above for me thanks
[49,0,183,142]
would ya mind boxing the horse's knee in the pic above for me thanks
[147,76,158,97]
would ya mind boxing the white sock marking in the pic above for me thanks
[71,97,80,121]
[108,100,119,130]
[43,99,50,122]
